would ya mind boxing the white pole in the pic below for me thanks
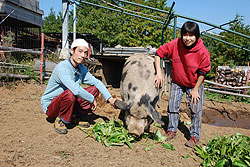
[73,0,76,41]
[61,0,69,59]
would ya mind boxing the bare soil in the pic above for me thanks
[0,81,249,167]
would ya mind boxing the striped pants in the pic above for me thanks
[167,81,204,139]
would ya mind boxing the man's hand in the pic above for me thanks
[91,100,97,111]
[108,97,117,108]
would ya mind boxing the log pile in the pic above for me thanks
[215,68,248,87]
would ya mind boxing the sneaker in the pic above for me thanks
[78,121,90,128]
[165,130,176,141]
[185,136,199,148]
[54,117,68,134]
[46,116,55,123]
[71,114,90,128]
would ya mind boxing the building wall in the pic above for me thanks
[0,0,43,49]
[0,0,43,27]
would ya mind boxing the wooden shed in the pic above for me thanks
[0,0,43,49]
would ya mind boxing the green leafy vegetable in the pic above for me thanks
[182,155,190,159]
[152,129,175,151]
[80,120,135,149]
[144,146,155,151]
[162,143,176,151]
[153,122,163,128]
[153,129,167,142]
[79,120,176,152]
[195,133,250,167]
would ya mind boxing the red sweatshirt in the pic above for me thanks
[156,38,211,88]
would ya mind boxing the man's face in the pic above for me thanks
[182,32,196,47]
[70,46,88,67]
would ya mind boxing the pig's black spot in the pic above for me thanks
[131,61,137,65]
[150,95,159,106]
[137,61,142,68]
[121,71,127,82]
[127,94,130,100]
[133,87,138,91]
[138,94,150,107]
[145,70,151,80]
[128,83,132,89]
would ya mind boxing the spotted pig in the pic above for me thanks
[115,53,164,136]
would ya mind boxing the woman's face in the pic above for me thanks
[182,32,196,47]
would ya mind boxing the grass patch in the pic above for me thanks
[205,91,250,104]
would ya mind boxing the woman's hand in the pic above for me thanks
[190,89,200,104]
[154,72,164,88]
[154,55,164,88]
[190,75,205,104]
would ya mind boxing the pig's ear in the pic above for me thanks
[148,105,164,126]
[114,100,132,110]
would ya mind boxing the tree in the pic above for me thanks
[222,15,250,66]
[75,0,173,47]
[42,8,62,33]
[75,0,122,47]
[203,14,250,77]
[119,0,173,47]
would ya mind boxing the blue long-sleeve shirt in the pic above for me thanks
[41,59,112,113]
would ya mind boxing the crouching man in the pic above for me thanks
[41,39,117,134]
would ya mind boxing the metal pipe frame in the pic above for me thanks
[116,0,250,39]
[72,0,250,52]
[74,0,163,24]
[201,19,238,33]
[161,1,175,45]
[201,32,250,52]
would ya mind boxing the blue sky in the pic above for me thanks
[39,0,250,33]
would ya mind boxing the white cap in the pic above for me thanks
[71,39,89,49]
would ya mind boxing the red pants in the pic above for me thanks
[46,86,99,123]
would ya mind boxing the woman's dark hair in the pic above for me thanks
[181,21,200,40]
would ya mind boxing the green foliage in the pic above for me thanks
[205,91,250,104]
[195,133,250,167]
[120,0,173,47]
[141,127,175,151]
[79,120,135,149]
[1,53,40,83]
[203,15,250,77]
[162,143,175,151]
[3,31,15,47]
[75,0,173,47]
[76,0,123,47]
[42,8,62,33]
[78,120,176,151]
[60,151,70,159]
[153,129,167,142]
[45,53,61,62]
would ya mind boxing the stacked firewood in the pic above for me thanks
[215,68,248,87]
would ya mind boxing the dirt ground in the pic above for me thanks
[0,81,249,167]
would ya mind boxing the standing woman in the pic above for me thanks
[154,21,211,147]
